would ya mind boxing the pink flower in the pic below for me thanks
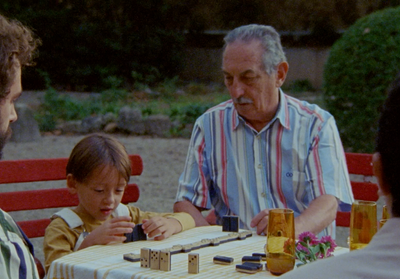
[320,235,337,256]
[298,231,319,245]
[295,231,337,265]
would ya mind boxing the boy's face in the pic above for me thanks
[69,165,127,221]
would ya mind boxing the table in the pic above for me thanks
[47,226,349,279]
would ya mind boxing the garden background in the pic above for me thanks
[1,0,397,264]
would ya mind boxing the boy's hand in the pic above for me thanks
[142,217,182,240]
[79,216,134,249]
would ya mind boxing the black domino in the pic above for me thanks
[242,256,262,263]
[124,224,147,242]
[213,255,234,265]
[236,264,258,274]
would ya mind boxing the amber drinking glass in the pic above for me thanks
[265,209,295,275]
[379,205,389,229]
[349,201,377,251]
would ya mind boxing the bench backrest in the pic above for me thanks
[0,154,143,238]
[336,152,379,227]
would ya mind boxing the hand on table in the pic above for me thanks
[80,216,134,249]
[250,209,269,235]
[142,217,182,240]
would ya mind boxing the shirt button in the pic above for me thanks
[256,135,261,140]
[258,164,262,169]
[261,192,267,198]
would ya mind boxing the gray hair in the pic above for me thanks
[223,24,287,75]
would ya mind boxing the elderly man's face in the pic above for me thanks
[0,67,21,158]
[222,40,287,131]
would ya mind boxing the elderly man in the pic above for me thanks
[174,24,353,238]
[0,14,40,279]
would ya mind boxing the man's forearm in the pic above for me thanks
[295,194,338,237]
[173,200,210,227]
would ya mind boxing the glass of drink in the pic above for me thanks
[265,208,295,275]
[379,205,389,229]
[349,201,377,251]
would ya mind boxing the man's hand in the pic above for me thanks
[250,194,338,237]
[250,209,269,235]
[79,216,134,249]
[142,217,182,240]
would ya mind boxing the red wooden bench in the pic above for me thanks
[337,152,379,227]
[0,154,143,278]
[206,152,379,228]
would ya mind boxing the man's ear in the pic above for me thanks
[275,61,289,88]
[66,174,78,194]
[373,152,390,195]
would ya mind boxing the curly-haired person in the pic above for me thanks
[0,13,41,279]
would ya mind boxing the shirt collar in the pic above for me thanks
[232,89,291,131]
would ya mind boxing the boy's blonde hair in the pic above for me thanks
[66,134,131,183]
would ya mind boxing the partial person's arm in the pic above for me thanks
[251,194,338,237]
[174,200,210,227]
[294,194,338,236]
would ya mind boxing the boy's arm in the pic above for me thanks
[128,205,196,232]
[43,218,77,273]
[141,214,194,240]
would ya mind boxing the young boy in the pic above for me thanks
[43,134,195,272]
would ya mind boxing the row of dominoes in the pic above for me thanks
[123,230,252,262]
[214,253,267,274]
[123,250,266,274]
[123,248,199,273]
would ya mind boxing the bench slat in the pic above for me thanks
[345,152,373,176]
[1,183,139,212]
[18,219,51,239]
[0,154,143,183]
[336,153,378,228]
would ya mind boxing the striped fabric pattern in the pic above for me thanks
[176,90,354,237]
[0,209,39,279]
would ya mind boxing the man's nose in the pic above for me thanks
[10,105,18,123]
[229,79,245,99]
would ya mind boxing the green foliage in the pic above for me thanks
[323,6,400,152]
[35,77,133,131]
[169,103,213,137]
[287,79,315,93]
[169,104,212,126]
[34,75,228,137]
[1,1,186,91]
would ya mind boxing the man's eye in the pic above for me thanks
[224,76,233,83]
[243,76,255,82]
[94,189,104,193]
[116,188,124,193]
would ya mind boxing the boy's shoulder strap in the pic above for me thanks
[52,208,83,229]
[53,204,130,229]
[112,204,130,218]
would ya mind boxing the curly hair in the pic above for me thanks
[0,14,40,100]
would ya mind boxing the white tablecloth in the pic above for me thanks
[47,226,348,279]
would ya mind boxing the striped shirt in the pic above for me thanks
[0,209,39,279]
[176,90,354,237]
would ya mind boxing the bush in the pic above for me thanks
[1,1,186,91]
[323,6,400,153]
